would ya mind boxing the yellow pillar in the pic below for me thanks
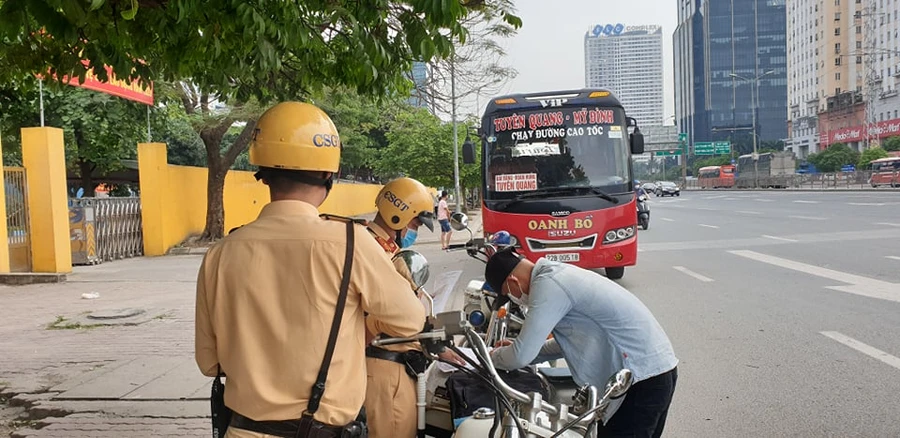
[21,127,72,273]
[138,143,169,256]
[0,137,11,273]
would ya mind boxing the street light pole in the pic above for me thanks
[730,70,774,189]
[451,58,462,213]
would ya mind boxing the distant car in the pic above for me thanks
[656,181,681,197]
[641,182,658,193]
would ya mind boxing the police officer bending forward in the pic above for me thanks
[195,102,426,438]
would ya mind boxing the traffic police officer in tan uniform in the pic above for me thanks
[363,177,464,438]
[195,102,426,438]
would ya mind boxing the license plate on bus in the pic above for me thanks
[544,253,580,263]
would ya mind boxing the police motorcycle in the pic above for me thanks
[380,250,635,438]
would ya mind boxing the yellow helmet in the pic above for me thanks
[249,102,341,172]
[376,177,435,232]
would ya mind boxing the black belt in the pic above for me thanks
[365,346,409,365]
[230,412,350,438]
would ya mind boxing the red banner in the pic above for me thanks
[822,118,900,145]
[39,60,154,106]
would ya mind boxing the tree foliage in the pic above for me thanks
[0,78,145,194]
[807,143,860,173]
[858,146,889,169]
[881,136,900,152]
[0,0,520,104]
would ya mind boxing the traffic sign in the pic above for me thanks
[713,141,731,154]
[653,149,683,156]
[678,132,688,143]
[694,142,714,155]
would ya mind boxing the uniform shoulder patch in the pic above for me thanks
[320,213,369,226]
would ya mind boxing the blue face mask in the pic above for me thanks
[400,228,418,248]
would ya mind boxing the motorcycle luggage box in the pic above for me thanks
[446,368,549,424]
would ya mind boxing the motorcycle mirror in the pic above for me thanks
[605,369,634,399]
[392,250,430,290]
[450,212,469,231]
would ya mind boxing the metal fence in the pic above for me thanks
[70,197,143,261]
[4,167,31,272]
[680,170,900,190]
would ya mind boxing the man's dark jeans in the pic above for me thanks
[598,367,678,438]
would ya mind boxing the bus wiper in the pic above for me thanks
[495,188,571,209]
[584,187,620,204]
[495,187,619,210]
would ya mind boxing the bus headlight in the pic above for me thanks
[603,226,635,244]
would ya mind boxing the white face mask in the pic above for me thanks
[506,280,528,308]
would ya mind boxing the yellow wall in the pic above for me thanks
[21,127,72,273]
[0,138,10,273]
[138,143,383,255]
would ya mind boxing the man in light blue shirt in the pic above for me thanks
[485,248,678,438]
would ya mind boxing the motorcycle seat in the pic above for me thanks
[537,366,573,382]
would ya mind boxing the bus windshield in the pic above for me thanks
[483,106,631,200]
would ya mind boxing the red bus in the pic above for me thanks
[463,88,645,279]
[698,164,735,188]
[869,157,900,187]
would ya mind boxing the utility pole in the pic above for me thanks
[730,70,775,189]
[451,57,462,213]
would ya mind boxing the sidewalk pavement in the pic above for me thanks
[0,211,482,437]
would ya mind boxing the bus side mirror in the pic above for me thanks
[462,138,476,164]
[630,129,645,155]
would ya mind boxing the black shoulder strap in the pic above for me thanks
[306,220,355,414]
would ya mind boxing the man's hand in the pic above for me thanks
[494,339,513,348]
[437,349,466,366]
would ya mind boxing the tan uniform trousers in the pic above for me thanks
[365,356,417,438]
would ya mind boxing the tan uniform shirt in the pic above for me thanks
[364,222,422,354]
[195,201,426,426]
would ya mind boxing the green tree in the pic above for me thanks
[807,143,860,172]
[0,78,145,195]
[881,136,900,152]
[151,103,205,167]
[858,147,889,169]
[1,0,522,240]
[377,107,455,188]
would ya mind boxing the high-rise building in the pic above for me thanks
[674,0,708,150]
[813,0,900,151]
[673,0,788,152]
[585,24,665,126]
[407,61,430,110]
[786,0,821,158]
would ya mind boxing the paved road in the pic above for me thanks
[620,191,900,436]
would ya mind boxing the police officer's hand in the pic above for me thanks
[437,349,466,366]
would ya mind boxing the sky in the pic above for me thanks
[455,0,678,122]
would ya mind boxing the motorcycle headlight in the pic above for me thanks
[603,226,635,244]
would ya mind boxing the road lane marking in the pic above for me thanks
[886,256,900,261]
[729,250,900,303]
[761,234,799,243]
[698,224,720,229]
[737,210,762,215]
[849,202,886,206]
[876,222,900,227]
[789,215,827,221]
[793,200,820,204]
[673,266,714,282]
[753,198,774,202]
[697,207,716,211]
[820,332,900,371]
[661,218,675,222]
[703,195,726,200]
